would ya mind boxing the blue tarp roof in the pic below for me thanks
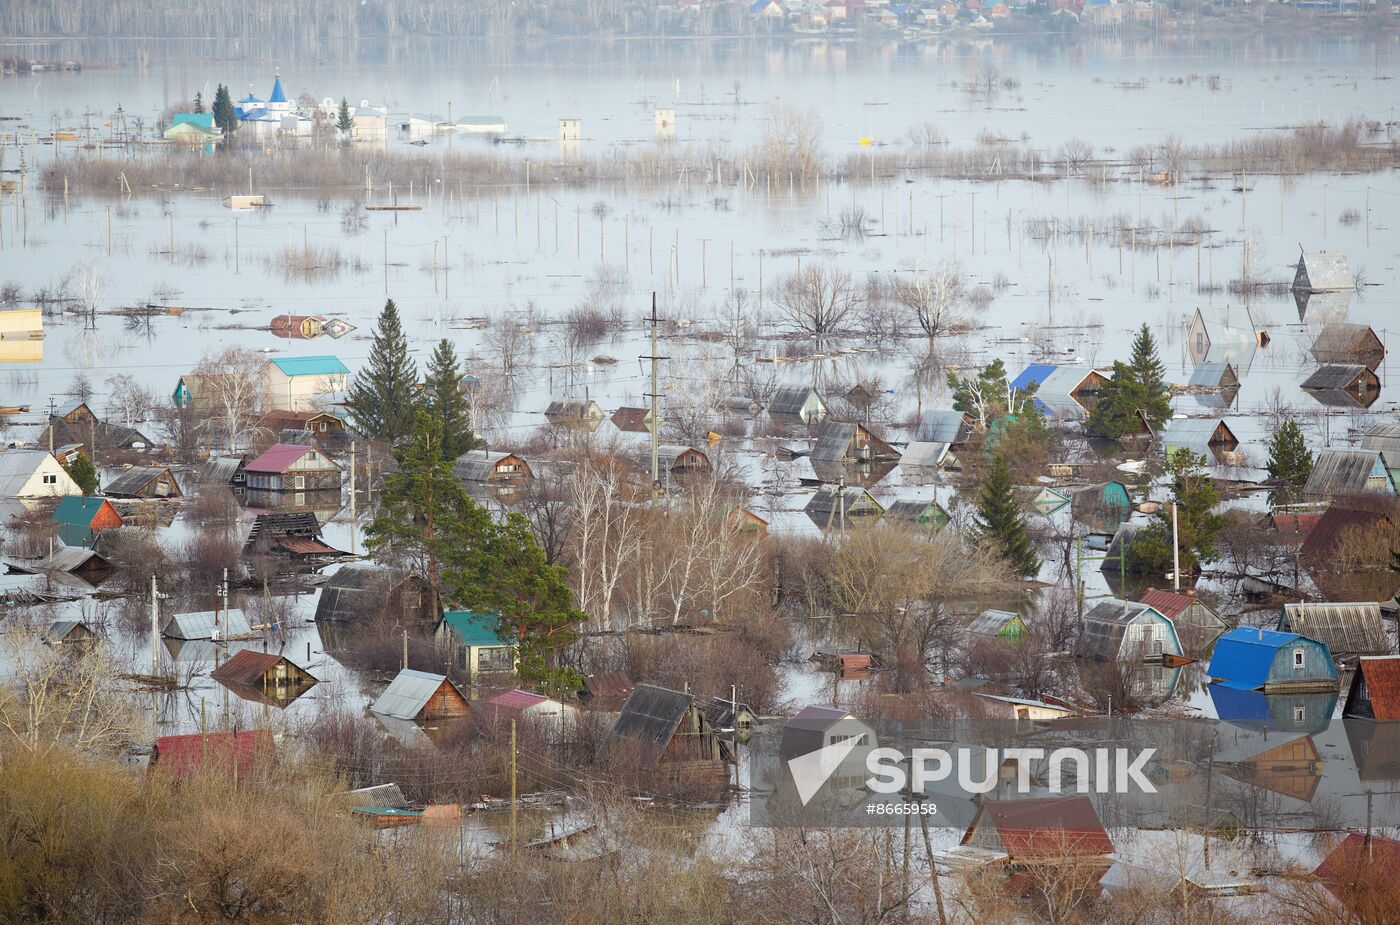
[268,355,350,377]
[1206,627,1307,689]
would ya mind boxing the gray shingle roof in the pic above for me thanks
[607,683,694,769]
[162,608,253,640]
[1362,424,1400,471]
[968,609,1022,636]
[1310,323,1383,368]
[1301,364,1374,392]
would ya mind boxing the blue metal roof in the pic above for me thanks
[268,355,349,377]
[269,76,287,104]
[1010,364,1056,392]
[1206,627,1308,689]
[1207,683,1272,722]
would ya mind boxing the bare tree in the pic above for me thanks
[892,263,968,340]
[193,346,267,453]
[772,264,864,339]
[568,454,649,631]
[0,630,142,755]
[104,374,156,426]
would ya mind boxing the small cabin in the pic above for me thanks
[162,608,254,641]
[370,669,471,722]
[51,495,122,547]
[211,649,319,704]
[1342,656,1400,720]
[1278,602,1387,657]
[1076,599,1182,662]
[1205,627,1338,692]
[151,730,272,781]
[243,444,342,493]
[453,449,533,486]
[1186,362,1240,391]
[1300,364,1380,406]
[259,410,345,439]
[607,684,731,775]
[433,610,516,677]
[727,506,770,536]
[767,385,826,426]
[1160,418,1239,463]
[883,499,949,533]
[544,399,604,431]
[611,406,658,434]
[103,466,182,500]
[1185,305,1259,372]
[913,409,973,447]
[1303,448,1395,499]
[967,608,1028,641]
[1310,323,1384,371]
[1070,482,1132,532]
[1362,424,1400,485]
[269,314,326,339]
[810,422,900,466]
[481,689,580,736]
[262,355,350,412]
[961,796,1113,863]
[804,486,884,531]
[314,564,439,625]
[45,619,97,647]
[558,118,582,142]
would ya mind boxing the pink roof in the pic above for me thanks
[244,443,314,474]
[484,689,550,722]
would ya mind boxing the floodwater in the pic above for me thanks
[0,34,1397,735]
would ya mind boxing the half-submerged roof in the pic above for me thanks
[1343,656,1400,720]
[1293,250,1352,293]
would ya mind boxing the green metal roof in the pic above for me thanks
[51,495,107,526]
[438,610,509,647]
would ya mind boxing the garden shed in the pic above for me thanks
[1204,627,1338,692]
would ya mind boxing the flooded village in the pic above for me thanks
[3,2,1400,922]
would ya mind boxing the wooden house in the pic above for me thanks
[544,399,605,431]
[611,406,658,434]
[243,511,341,557]
[262,355,350,412]
[370,669,471,722]
[727,506,770,536]
[1300,505,1392,563]
[211,648,319,704]
[1301,364,1380,408]
[313,564,438,625]
[453,449,533,496]
[44,619,97,647]
[0,449,79,499]
[1213,734,1323,802]
[961,795,1114,864]
[1076,599,1182,662]
[607,683,731,774]
[967,608,1028,641]
[1304,448,1394,499]
[1361,424,1400,485]
[1310,323,1384,371]
[647,445,713,487]
[243,443,342,493]
[103,466,182,499]
[269,314,326,339]
[1342,656,1400,720]
[913,409,973,446]
[1185,305,1259,374]
[1070,482,1132,532]
[804,485,884,531]
[1278,602,1387,657]
[810,422,900,466]
[1186,361,1240,391]
[883,499,949,533]
[1010,365,1110,419]
[259,409,345,441]
[51,495,122,547]
[1293,250,1352,293]
[1160,418,1240,463]
[1205,627,1338,692]
[481,689,580,736]
[172,373,218,413]
[162,607,254,641]
[1139,588,1228,635]
[433,610,516,676]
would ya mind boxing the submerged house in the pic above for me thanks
[481,689,580,734]
[607,683,730,774]
[103,466,182,500]
[51,495,122,547]
[151,730,272,781]
[1205,627,1338,692]
[1186,305,1259,374]
[0,449,79,499]
[163,113,221,144]
[433,610,516,676]
[647,445,714,487]
[370,669,471,722]
[961,795,1114,866]
[611,406,659,434]
[1278,602,1387,657]
[1139,588,1228,636]
[967,608,1028,641]
[1293,250,1352,294]
[1342,656,1400,720]
[767,385,826,425]
[544,399,605,431]
[162,607,254,641]
[1186,362,1240,392]
[804,485,884,531]
[810,423,899,485]
[269,314,325,339]
[1303,448,1394,499]
[912,409,972,447]
[1361,424,1400,485]
[1009,365,1109,419]
[883,499,949,533]
[262,356,350,412]
[211,649,318,704]
[1300,364,1380,409]
[1070,482,1132,532]
[1160,418,1240,463]
[313,564,438,625]
[1076,599,1182,662]
[1310,323,1384,370]
[243,444,342,493]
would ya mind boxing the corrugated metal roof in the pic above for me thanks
[1300,505,1391,561]
[1077,599,1173,660]
[583,671,635,701]
[967,609,1021,636]
[1205,626,1331,690]
[314,564,427,623]
[900,441,950,468]
[979,796,1113,859]
[1186,362,1238,389]
[1009,364,1056,391]
[370,669,458,720]
[268,355,350,377]
[1294,251,1353,293]
[104,466,180,498]
[210,648,316,686]
[804,486,884,527]
[1362,424,1400,471]
[245,443,327,473]
[1295,288,1352,322]
[1344,656,1400,720]
[1161,418,1237,456]
[1100,523,1140,572]
[34,546,110,573]
[153,729,272,780]
[51,495,109,526]
[162,608,253,640]
[439,610,508,647]
[45,619,90,642]
[914,409,969,445]
[608,683,694,768]
[1315,833,1400,890]
[1310,323,1383,368]
[203,456,244,484]
[768,385,824,418]
[1303,448,1390,498]
[1301,364,1374,392]
[1280,601,1387,655]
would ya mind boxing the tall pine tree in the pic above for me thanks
[193,92,204,114]
[423,339,482,459]
[975,453,1040,578]
[1086,323,1172,438]
[336,97,355,134]
[345,299,420,443]
[211,84,237,137]
[1266,419,1313,508]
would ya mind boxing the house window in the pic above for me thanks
[828,733,866,747]
[1293,706,1306,723]
[42,474,57,484]
[294,475,305,490]
[477,646,515,672]
[317,423,327,432]
[1293,648,1305,668]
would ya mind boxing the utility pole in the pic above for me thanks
[349,440,357,555]
[402,629,408,670]
[150,575,162,678]
[510,719,519,854]
[1171,502,1181,591]
[645,292,667,498]
[47,398,54,452]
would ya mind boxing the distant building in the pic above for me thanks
[269,314,325,339]
[804,485,884,531]
[1009,365,1109,419]
[1160,418,1239,464]
[558,118,582,142]
[235,74,313,137]
[1293,250,1352,294]
[163,113,220,145]
[1310,323,1384,370]
[767,385,826,425]
[456,115,508,135]
[262,355,350,412]
[1300,364,1380,409]
[883,499,949,533]
[543,399,604,431]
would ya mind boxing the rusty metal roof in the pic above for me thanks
[210,648,316,687]
[1344,657,1400,720]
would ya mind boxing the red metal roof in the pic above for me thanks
[1272,512,1323,535]
[1355,657,1400,720]
[277,537,339,556]
[584,671,635,701]
[1139,588,1193,619]
[484,689,550,722]
[151,729,272,780]
[244,443,315,474]
[1314,832,1400,886]
[981,796,1113,859]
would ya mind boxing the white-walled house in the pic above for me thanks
[0,450,80,498]
[262,356,350,412]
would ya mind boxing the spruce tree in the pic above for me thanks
[1127,449,1225,577]
[336,97,355,134]
[1086,324,1172,438]
[345,299,420,443]
[424,339,482,459]
[193,92,204,114]
[975,453,1040,578]
[1266,419,1313,508]
[211,85,237,137]
[1127,322,1167,397]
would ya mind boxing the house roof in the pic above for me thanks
[453,450,522,482]
[34,546,110,574]
[967,609,1022,636]
[172,113,215,131]
[1294,251,1352,292]
[210,648,316,687]
[1206,626,1332,689]
[103,466,178,497]
[438,610,508,647]
[1281,601,1387,655]
[1362,423,1400,471]
[370,669,461,720]
[153,729,272,780]
[804,486,884,526]
[268,76,287,103]
[900,441,950,468]
[1345,656,1400,720]
[244,443,322,474]
[1012,366,1103,418]
[1311,323,1383,367]
[768,385,823,417]
[1160,418,1237,456]
[163,608,253,640]
[1302,364,1373,392]
[0,450,73,497]
[1100,523,1140,571]
[1077,599,1172,660]
[1186,362,1237,388]
[1138,588,1216,623]
[1313,832,1400,887]
[583,671,635,701]
[1300,505,1392,561]
[611,407,654,433]
[313,563,427,623]
[267,355,349,377]
[1304,448,1389,498]
[914,409,970,445]
[884,499,948,525]
[45,619,91,642]
[51,495,114,527]
[979,796,1114,859]
[483,689,554,723]
[609,683,695,767]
